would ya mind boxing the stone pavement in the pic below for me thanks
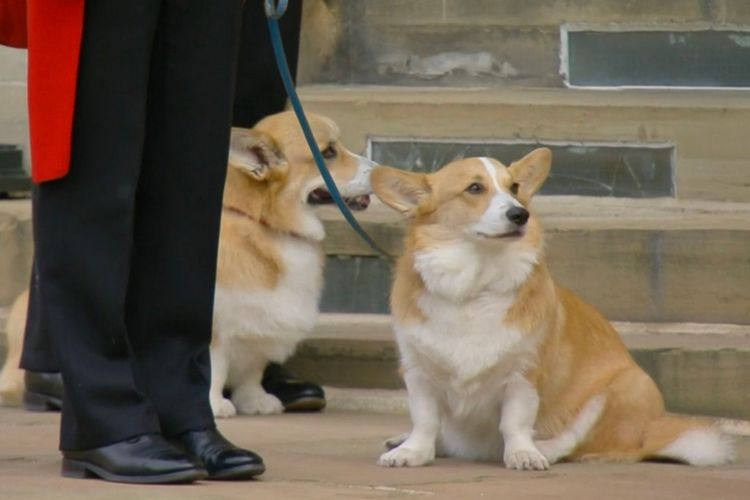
[1,406,749,499]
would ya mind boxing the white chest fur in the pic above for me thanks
[396,241,541,395]
[213,235,323,346]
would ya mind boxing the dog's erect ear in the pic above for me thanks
[371,166,431,216]
[229,128,286,181]
[508,147,551,199]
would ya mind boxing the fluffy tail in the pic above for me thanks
[0,291,27,406]
[644,414,735,466]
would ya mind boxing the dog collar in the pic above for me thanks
[222,204,310,242]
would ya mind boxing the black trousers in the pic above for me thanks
[21,0,243,451]
[22,1,304,372]
[233,0,303,127]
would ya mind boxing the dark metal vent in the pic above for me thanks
[0,144,30,196]
[564,29,750,88]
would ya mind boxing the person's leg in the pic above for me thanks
[31,0,164,452]
[122,0,264,480]
[123,0,243,438]
[20,251,57,372]
[232,0,302,127]
[20,247,65,412]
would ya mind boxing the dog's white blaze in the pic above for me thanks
[472,158,523,237]
[341,152,375,196]
[479,157,503,190]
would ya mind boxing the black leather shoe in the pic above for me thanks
[173,428,264,480]
[62,434,207,484]
[24,371,63,412]
[262,363,326,412]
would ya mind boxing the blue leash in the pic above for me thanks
[264,0,393,260]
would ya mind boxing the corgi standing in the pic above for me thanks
[373,149,734,469]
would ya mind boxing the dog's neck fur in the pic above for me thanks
[409,221,543,302]
[222,166,324,242]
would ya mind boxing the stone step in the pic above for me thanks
[0,46,29,173]
[2,196,750,324]
[299,85,750,203]
[317,196,750,324]
[287,314,750,420]
[298,0,750,88]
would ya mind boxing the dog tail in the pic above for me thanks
[643,414,735,466]
[0,290,27,406]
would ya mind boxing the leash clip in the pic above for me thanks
[264,0,289,19]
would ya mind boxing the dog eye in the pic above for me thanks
[465,183,484,194]
[321,144,337,159]
[510,182,519,194]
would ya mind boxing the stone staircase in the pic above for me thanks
[291,0,750,419]
[2,0,750,420]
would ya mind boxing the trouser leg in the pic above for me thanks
[123,0,244,436]
[32,0,164,451]
[232,0,302,127]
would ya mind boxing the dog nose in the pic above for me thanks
[506,206,529,226]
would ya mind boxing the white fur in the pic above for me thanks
[210,234,323,417]
[658,427,736,466]
[341,153,375,196]
[500,374,549,470]
[471,158,524,238]
[535,395,607,464]
[380,236,544,467]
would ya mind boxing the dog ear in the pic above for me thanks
[371,166,431,216]
[229,128,286,181]
[508,147,551,199]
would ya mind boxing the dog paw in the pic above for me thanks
[234,392,284,415]
[378,446,434,467]
[504,447,550,471]
[211,397,237,418]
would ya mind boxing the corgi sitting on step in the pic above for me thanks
[372,149,734,469]
[210,111,373,417]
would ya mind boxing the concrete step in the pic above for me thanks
[298,0,750,87]
[0,46,29,173]
[317,196,750,324]
[287,314,750,421]
[299,85,750,203]
[3,196,750,324]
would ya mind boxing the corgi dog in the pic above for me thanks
[0,291,27,406]
[372,149,734,469]
[210,111,373,417]
[0,112,374,418]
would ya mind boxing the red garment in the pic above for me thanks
[28,1,84,182]
[1,0,84,183]
[0,0,27,47]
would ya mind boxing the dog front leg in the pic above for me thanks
[500,374,549,470]
[210,343,237,418]
[378,369,440,467]
[231,353,284,415]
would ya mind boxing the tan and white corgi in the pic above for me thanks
[372,149,734,469]
[210,111,373,417]
[0,112,374,418]
[0,291,27,406]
